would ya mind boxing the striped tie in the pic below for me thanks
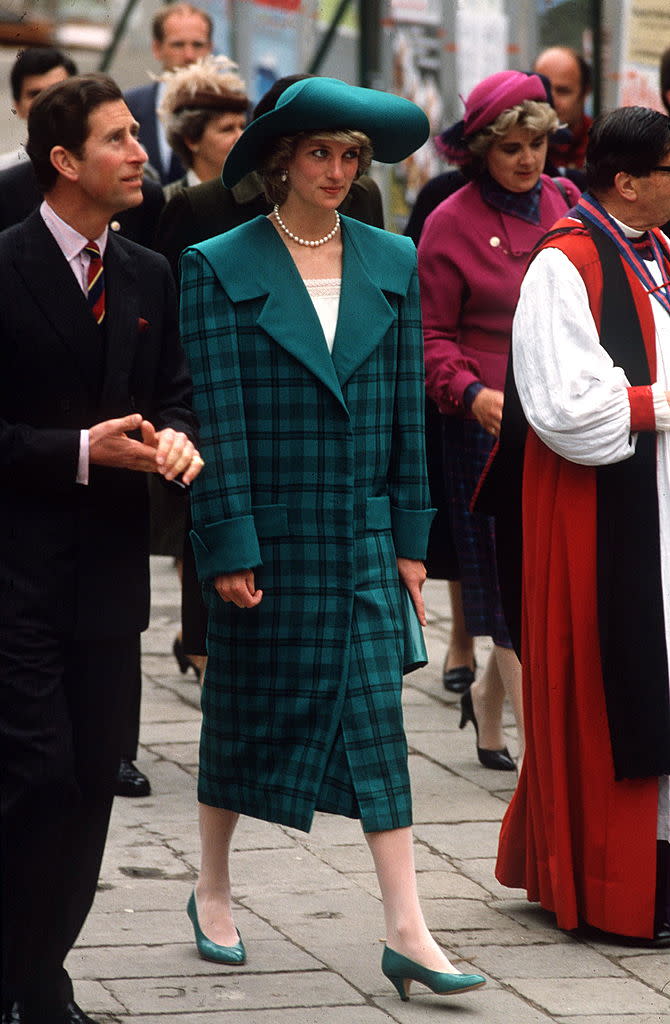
[83,240,105,325]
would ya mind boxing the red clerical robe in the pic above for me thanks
[495,221,665,938]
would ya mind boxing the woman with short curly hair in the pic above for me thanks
[419,71,579,774]
[158,55,248,198]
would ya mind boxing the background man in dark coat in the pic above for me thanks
[0,73,202,1024]
[0,45,77,170]
[125,2,213,184]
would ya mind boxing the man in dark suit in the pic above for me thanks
[0,68,168,803]
[125,2,213,184]
[0,73,202,1024]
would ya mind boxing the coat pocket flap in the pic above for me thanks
[365,495,392,531]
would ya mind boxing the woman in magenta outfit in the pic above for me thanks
[418,71,579,771]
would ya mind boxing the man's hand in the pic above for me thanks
[141,420,204,484]
[89,414,159,471]
[214,570,263,608]
[471,387,504,437]
[397,557,427,626]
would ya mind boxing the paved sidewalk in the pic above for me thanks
[68,557,670,1023]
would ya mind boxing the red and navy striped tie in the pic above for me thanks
[84,240,105,325]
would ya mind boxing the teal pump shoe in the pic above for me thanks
[382,946,486,1001]
[187,892,246,965]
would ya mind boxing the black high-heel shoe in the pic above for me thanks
[459,687,516,771]
[173,635,201,681]
[442,657,476,694]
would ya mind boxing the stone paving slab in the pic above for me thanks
[467,943,628,979]
[106,971,367,1013]
[113,1008,400,1024]
[231,845,354,895]
[413,821,507,859]
[615,952,670,988]
[557,1018,670,1024]
[375,986,553,1023]
[68,939,321,979]
[510,977,670,1016]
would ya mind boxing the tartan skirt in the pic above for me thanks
[443,416,512,647]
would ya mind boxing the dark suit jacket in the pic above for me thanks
[155,171,385,280]
[125,82,185,185]
[0,160,165,248]
[0,211,196,637]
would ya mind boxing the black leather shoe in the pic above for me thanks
[442,664,475,694]
[115,758,151,797]
[58,1002,98,1024]
[459,688,516,771]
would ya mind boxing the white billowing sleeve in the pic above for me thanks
[512,247,637,466]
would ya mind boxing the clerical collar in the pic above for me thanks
[479,170,542,225]
[576,192,670,315]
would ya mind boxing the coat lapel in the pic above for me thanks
[14,212,105,393]
[197,214,416,407]
[201,218,348,411]
[330,218,396,386]
[99,236,140,412]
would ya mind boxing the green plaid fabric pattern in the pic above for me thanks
[180,216,432,833]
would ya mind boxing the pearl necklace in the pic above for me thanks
[273,204,340,247]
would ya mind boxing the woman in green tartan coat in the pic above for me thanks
[180,78,486,999]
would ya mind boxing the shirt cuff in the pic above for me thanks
[463,381,485,412]
[652,382,670,431]
[76,429,89,484]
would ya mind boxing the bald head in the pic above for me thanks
[534,46,590,129]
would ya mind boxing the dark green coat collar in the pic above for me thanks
[194,215,416,410]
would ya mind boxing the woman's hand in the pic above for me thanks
[471,387,504,437]
[214,570,263,608]
[397,557,427,626]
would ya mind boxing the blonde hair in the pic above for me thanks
[466,100,558,168]
[259,130,373,205]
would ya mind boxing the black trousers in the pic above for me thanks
[0,624,139,1018]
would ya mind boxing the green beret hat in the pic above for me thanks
[222,76,429,188]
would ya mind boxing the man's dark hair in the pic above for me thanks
[660,47,670,115]
[26,73,123,193]
[586,106,670,195]
[10,46,77,103]
[152,3,212,43]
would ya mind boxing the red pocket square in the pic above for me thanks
[138,317,149,332]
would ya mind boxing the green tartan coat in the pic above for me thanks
[180,214,434,833]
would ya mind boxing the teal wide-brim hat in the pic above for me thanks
[222,76,430,188]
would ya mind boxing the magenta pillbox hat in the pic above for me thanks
[463,70,546,136]
[436,71,548,163]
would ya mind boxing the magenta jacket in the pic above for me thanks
[418,174,579,415]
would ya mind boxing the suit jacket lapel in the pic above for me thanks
[14,212,105,391]
[100,235,140,413]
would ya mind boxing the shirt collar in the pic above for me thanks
[40,199,109,261]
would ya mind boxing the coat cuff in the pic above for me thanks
[190,515,262,581]
[628,385,655,432]
[439,369,480,415]
[391,506,436,560]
